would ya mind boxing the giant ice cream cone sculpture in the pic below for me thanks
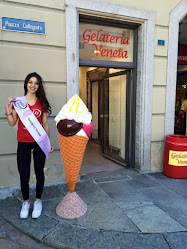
[57,132,88,192]
[55,94,93,219]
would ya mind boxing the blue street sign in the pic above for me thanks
[158,40,165,46]
[1,17,46,35]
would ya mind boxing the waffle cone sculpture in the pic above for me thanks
[57,131,88,192]
[55,94,93,219]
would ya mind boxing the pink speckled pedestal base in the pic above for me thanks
[56,192,87,219]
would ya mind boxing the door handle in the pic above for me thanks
[100,114,108,118]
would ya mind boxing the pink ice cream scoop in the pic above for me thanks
[83,121,93,138]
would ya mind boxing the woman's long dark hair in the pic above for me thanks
[24,72,52,115]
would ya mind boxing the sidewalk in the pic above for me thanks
[0,214,54,249]
[0,168,187,249]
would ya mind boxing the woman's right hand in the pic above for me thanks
[5,97,18,126]
[6,97,15,107]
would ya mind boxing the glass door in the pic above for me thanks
[87,68,133,167]
[102,69,132,165]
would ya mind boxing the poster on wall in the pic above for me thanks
[178,44,187,65]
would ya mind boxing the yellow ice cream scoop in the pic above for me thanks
[55,94,92,125]
[67,94,88,113]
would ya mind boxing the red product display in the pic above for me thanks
[163,135,187,178]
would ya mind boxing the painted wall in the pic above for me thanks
[0,0,67,188]
[102,0,181,26]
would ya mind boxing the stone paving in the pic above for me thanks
[0,169,187,249]
[0,214,55,249]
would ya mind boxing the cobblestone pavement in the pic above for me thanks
[1,169,187,249]
[0,214,55,249]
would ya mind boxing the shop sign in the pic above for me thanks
[83,29,129,58]
[158,40,165,46]
[79,23,134,62]
[1,17,45,35]
[169,150,187,166]
[178,44,187,65]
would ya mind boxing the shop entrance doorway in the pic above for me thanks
[87,67,133,165]
[79,66,135,174]
[78,15,138,174]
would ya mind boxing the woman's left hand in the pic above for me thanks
[49,144,54,153]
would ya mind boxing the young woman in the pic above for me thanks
[5,72,54,219]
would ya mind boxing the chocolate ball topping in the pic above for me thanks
[57,119,83,137]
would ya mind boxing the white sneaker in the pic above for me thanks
[32,201,42,219]
[20,202,30,219]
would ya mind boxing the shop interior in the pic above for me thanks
[174,15,187,135]
[79,66,126,175]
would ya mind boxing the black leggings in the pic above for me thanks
[17,142,46,201]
